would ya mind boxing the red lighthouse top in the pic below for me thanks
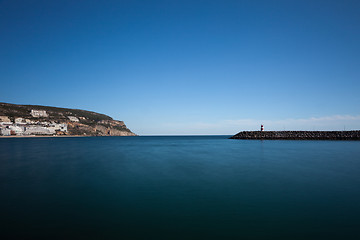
[261,125,264,131]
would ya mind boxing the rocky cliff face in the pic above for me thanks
[0,102,136,136]
[68,120,136,136]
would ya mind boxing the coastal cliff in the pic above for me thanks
[0,102,136,136]
[230,131,360,140]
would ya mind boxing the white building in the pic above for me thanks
[15,118,28,125]
[49,123,68,133]
[8,125,25,135]
[31,110,48,118]
[68,116,79,122]
[24,126,55,135]
[0,128,11,136]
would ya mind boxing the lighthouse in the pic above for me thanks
[261,124,264,131]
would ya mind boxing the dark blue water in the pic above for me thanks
[1,136,360,239]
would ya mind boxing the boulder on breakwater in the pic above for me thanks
[230,131,360,140]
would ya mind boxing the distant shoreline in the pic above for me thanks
[0,135,139,138]
[0,135,89,138]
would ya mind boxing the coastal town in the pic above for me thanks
[0,102,136,137]
[0,109,73,136]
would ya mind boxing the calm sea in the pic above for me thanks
[1,136,360,239]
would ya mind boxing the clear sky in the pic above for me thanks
[1,0,360,135]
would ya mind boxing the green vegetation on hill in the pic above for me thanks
[0,102,112,122]
[0,102,136,136]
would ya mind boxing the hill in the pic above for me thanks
[0,102,136,136]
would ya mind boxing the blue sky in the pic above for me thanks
[1,0,359,134]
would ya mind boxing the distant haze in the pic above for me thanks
[1,1,359,135]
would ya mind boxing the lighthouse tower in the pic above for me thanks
[261,124,264,131]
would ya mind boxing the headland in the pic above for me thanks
[0,102,136,137]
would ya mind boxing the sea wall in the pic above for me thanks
[230,131,360,140]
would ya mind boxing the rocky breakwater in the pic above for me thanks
[230,131,360,140]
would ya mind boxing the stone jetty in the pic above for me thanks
[230,131,360,140]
